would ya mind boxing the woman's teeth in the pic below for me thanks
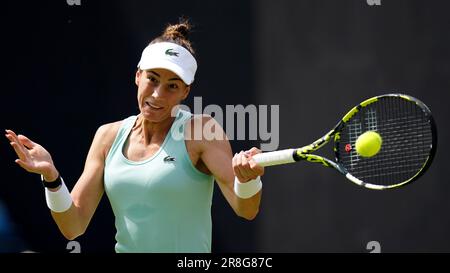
[146,102,162,109]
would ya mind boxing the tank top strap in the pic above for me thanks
[105,115,138,165]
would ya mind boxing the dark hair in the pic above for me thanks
[150,18,195,56]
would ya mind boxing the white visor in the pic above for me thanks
[137,42,197,85]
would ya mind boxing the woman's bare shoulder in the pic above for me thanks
[97,120,122,137]
[92,120,124,157]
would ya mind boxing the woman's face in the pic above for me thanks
[135,68,190,123]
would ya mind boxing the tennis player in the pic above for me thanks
[5,19,263,253]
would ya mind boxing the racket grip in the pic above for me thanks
[252,149,297,167]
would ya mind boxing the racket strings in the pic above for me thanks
[338,96,433,186]
[346,129,433,165]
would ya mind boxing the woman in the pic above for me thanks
[5,20,264,253]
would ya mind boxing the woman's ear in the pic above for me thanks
[182,85,191,100]
[135,69,142,86]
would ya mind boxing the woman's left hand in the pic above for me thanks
[232,147,264,183]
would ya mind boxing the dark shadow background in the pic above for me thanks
[1,0,449,252]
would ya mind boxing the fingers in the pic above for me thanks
[246,147,262,156]
[239,152,255,178]
[233,150,264,183]
[15,159,33,172]
[18,134,36,149]
[232,152,244,181]
[233,151,250,182]
[6,130,35,149]
[5,130,43,174]
[5,129,19,141]
[244,147,263,169]
[5,129,31,162]
[5,130,22,148]
[8,138,30,162]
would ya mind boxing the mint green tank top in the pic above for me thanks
[104,109,214,253]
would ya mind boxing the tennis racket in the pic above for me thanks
[253,93,437,190]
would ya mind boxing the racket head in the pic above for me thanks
[334,94,437,190]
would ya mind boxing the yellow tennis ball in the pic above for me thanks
[355,131,382,157]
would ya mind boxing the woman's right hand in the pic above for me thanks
[5,129,59,181]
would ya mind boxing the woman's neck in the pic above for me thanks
[132,114,176,146]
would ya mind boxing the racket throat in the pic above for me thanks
[292,150,303,162]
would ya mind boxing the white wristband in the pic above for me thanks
[45,178,73,213]
[234,176,262,199]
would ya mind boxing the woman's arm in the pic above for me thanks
[187,116,263,220]
[5,123,119,239]
[50,124,112,239]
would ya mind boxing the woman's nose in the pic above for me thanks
[151,85,164,98]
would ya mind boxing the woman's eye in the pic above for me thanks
[148,76,158,84]
[169,84,179,90]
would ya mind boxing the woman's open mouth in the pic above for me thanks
[145,101,163,110]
